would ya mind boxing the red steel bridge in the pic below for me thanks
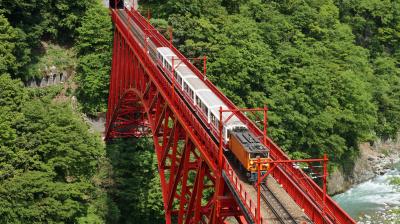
[105,3,356,224]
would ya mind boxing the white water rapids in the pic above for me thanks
[333,163,400,223]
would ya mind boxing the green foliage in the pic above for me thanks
[1,0,96,44]
[0,74,27,110]
[390,177,400,188]
[155,0,379,163]
[334,0,400,139]
[0,14,18,75]
[106,139,165,224]
[0,74,106,223]
[27,44,77,79]
[0,0,95,79]
[75,1,113,115]
[0,171,93,224]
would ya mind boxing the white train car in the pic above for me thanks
[174,65,196,88]
[196,91,246,140]
[126,15,269,182]
[157,47,181,73]
[183,77,208,102]
[156,46,247,142]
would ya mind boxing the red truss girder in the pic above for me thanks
[105,25,244,223]
[106,8,356,224]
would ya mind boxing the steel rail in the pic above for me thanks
[260,184,297,224]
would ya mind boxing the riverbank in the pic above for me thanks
[333,163,400,222]
[328,136,400,195]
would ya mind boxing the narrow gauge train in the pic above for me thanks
[114,6,270,182]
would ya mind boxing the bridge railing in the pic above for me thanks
[113,9,271,222]
[115,8,355,224]
[224,159,257,221]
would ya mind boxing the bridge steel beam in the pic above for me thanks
[105,13,243,223]
[105,7,356,224]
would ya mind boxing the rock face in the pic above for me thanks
[327,169,347,195]
[26,65,70,88]
[328,134,400,195]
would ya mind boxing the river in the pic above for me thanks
[333,163,400,223]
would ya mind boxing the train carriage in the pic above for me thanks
[157,47,179,72]
[196,90,225,124]
[229,129,270,181]
[182,77,208,102]
[155,45,269,182]
[174,65,197,88]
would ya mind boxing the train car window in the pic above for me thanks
[184,83,188,92]
[178,77,182,85]
[201,104,205,113]
[250,153,263,158]
[190,90,194,99]
[196,96,201,105]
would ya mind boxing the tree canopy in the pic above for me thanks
[145,0,390,163]
[2,0,400,222]
[0,74,107,223]
[0,0,96,80]
[75,1,113,115]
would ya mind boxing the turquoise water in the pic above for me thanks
[333,163,400,223]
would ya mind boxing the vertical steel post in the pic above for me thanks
[263,105,267,146]
[169,27,173,48]
[203,55,207,79]
[219,107,223,169]
[107,29,119,127]
[323,154,328,221]
[257,157,261,224]
[214,106,224,224]
[172,57,175,100]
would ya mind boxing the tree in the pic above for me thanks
[76,1,113,115]
[133,0,384,168]
[0,15,18,75]
[0,75,106,223]
[334,0,400,138]
[0,0,96,79]
[106,139,165,224]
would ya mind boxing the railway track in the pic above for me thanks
[260,184,297,224]
[120,9,306,224]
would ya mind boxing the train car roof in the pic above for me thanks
[175,64,197,78]
[157,47,175,56]
[209,106,244,127]
[196,91,225,108]
[157,47,181,66]
[225,116,245,129]
[230,130,269,154]
[184,77,209,91]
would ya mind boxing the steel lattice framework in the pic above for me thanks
[105,4,355,224]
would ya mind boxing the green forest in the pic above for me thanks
[0,0,399,223]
